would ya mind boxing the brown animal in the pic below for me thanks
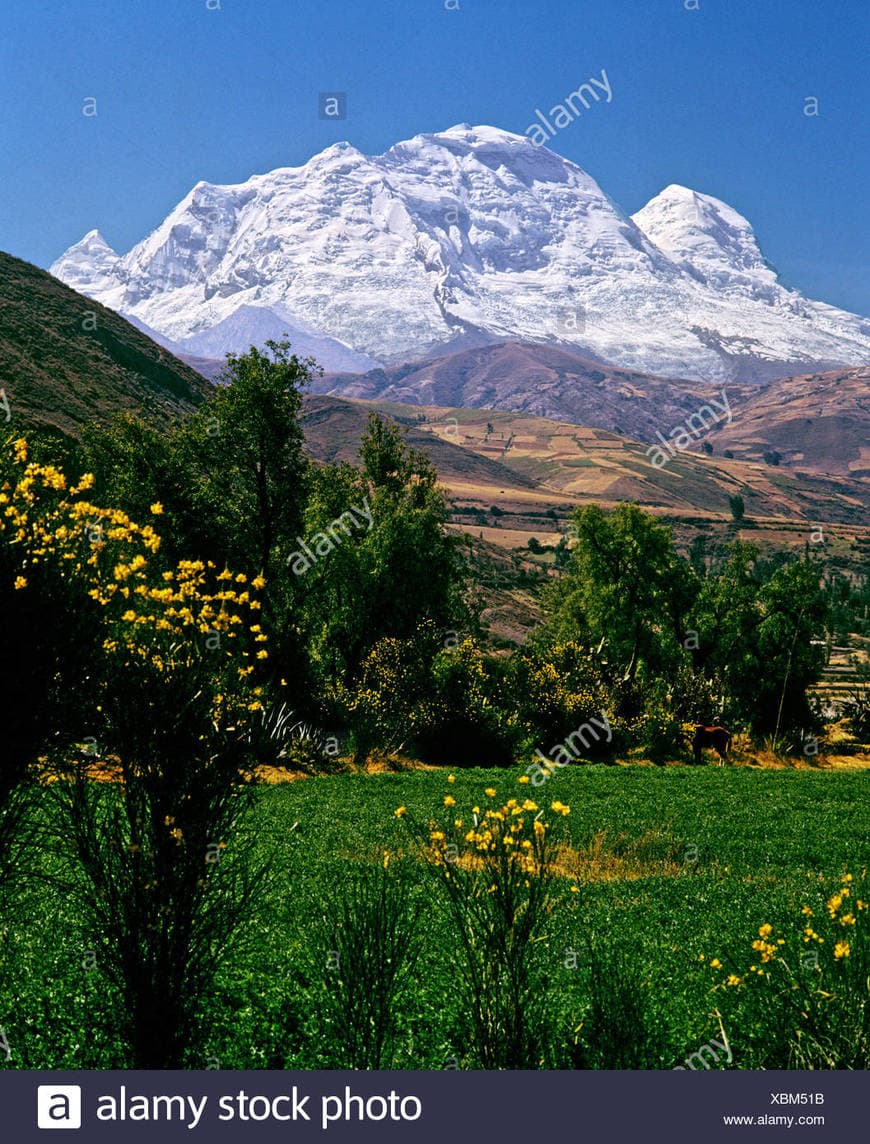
[692,725,731,766]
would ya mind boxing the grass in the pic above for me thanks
[1,764,867,1069]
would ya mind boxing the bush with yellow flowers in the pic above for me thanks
[511,642,616,760]
[393,779,571,1067]
[347,622,518,766]
[706,871,869,1068]
[1,436,278,1067]
[0,436,149,880]
[1,435,271,760]
[50,554,274,1068]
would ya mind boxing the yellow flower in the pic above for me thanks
[149,502,164,515]
[833,941,850,960]
[801,905,813,917]
[570,885,579,893]
[518,775,530,785]
[394,806,407,819]
[758,923,772,938]
[251,575,266,590]
[447,774,455,784]
[726,974,741,987]
[709,958,722,969]
[485,787,496,798]
[13,575,27,590]
[443,795,456,807]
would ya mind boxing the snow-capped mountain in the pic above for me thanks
[631,185,781,298]
[50,124,870,382]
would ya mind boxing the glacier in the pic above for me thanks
[50,124,870,383]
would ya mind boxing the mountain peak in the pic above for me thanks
[68,229,118,256]
[440,123,532,144]
[632,184,778,290]
[84,227,112,244]
[49,229,120,293]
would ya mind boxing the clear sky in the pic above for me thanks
[1,0,867,313]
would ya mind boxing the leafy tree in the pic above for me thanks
[81,339,314,702]
[757,559,828,737]
[180,339,312,579]
[81,339,312,581]
[300,415,465,708]
[689,545,828,735]
[544,504,695,687]
[729,494,745,523]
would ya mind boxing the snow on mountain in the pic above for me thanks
[50,229,121,294]
[50,125,870,383]
[176,304,380,373]
[631,185,780,296]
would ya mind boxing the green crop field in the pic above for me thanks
[2,765,867,1071]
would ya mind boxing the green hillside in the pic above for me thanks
[0,250,212,435]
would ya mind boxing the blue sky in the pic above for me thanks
[1,0,867,313]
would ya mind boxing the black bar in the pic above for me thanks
[2,1069,861,1142]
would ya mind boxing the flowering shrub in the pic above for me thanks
[1,436,270,745]
[348,624,516,765]
[394,779,571,1067]
[2,437,276,1066]
[707,872,869,1068]
[0,439,129,879]
[512,642,615,758]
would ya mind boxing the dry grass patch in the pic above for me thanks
[427,828,689,885]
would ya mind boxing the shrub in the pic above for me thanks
[307,864,422,1068]
[45,545,276,1066]
[567,942,672,1068]
[513,642,612,758]
[395,780,569,1067]
[709,872,869,1068]
[0,440,144,887]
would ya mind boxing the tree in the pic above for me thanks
[758,560,828,738]
[299,416,467,749]
[689,545,828,735]
[544,504,694,686]
[81,340,314,702]
[728,494,745,523]
[82,338,312,581]
[182,339,312,581]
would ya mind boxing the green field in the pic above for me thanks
[2,765,867,1070]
